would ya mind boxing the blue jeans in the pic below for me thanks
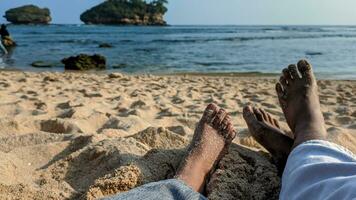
[103,179,207,200]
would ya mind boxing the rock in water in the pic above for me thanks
[31,61,53,68]
[4,5,51,24]
[61,54,106,70]
[98,43,113,48]
[80,0,167,25]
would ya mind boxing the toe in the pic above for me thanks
[273,118,281,128]
[275,82,285,97]
[297,59,312,74]
[224,123,237,140]
[282,68,292,82]
[202,103,219,123]
[276,83,287,108]
[212,108,227,128]
[259,108,268,121]
[288,64,300,80]
[279,76,288,88]
[253,107,264,122]
[265,111,275,125]
[297,59,314,84]
[220,115,231,131]
[243,106,256,122]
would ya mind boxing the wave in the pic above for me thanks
[37,39,101,44]
[149,34,356,44]
[194,62,255,67]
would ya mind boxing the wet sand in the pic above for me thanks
[0,71,355,199]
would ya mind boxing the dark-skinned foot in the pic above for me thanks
[175,104,237,194]
[243,106,294,175]
[276,60,327,148]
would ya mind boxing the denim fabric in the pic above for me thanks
[103,179,207,200]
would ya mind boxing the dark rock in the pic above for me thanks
[112,63,128,69]
[108,73,123,79]
[61,54,106,70]
[4,5,51,24]
[31,61,53,68]
[305,51,323,56]
[80,0,167,26]
[99,43,113,48]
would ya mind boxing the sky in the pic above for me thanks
[1,0,356,25]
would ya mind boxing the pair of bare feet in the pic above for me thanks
[175,60,327,194]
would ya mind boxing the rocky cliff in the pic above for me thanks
[80,0,167,26]
[4,5,51,24]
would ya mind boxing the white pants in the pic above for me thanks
[280,140,356,200]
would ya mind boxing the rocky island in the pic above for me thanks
[4,5,51,24]
[80,0,167,25]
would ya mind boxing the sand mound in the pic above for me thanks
[207,145,280,200]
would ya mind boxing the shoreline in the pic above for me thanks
[1,69,356,81]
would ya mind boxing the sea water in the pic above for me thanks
[1,25,356,79]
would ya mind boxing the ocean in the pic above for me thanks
[1,25,356,79]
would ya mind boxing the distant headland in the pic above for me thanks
[80,0,168,26]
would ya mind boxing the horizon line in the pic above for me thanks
[3,23,356,26]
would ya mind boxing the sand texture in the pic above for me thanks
[0,71,355,200]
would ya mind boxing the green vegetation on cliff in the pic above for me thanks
[4,5,51,24]
[80,0,168,25]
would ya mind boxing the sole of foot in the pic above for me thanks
[276,60,327,148]
[175,103,237,194]
[243,106,294,175]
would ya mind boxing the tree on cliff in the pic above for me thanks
[148,0,168,14]
[80,0,168,25]
[4,5,51,24]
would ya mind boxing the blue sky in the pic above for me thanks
[1,0,356,25]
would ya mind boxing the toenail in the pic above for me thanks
[205,109,215,116]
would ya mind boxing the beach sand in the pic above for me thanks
[0,71,355,200]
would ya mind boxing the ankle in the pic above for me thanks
[175,168,207,192]
[293,122,327,147]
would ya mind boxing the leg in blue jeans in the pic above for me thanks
[103,179,206,200]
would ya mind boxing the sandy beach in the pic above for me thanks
[0,70,355,200]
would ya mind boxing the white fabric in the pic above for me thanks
[0,41,7,54]
[280,140,356,200]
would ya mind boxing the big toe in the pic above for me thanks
[243,106,263,133]
[288,64,300,80]
[201,103,219,123]
[297,59,315,84]
[243,106,256,123]
[212,108,227,128]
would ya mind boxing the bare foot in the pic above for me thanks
[175,104,236,194]
[276,60,327,148]
[243,106,293,175]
